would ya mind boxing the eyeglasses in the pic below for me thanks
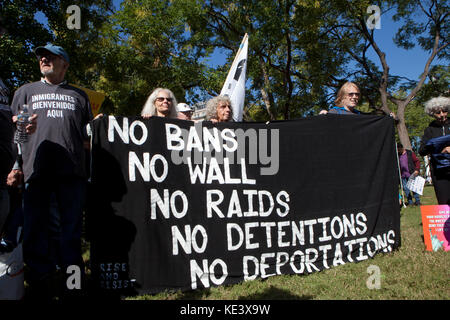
[346,92,360,98]
[156,97,173,102]
[433,109,447,115]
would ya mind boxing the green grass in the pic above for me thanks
[23,185,446,300]
[124,185,449,300]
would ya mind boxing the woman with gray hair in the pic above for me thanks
[205,95,233,123]
[141,88,178,119]
[419,96,450,204]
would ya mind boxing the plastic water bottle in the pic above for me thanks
[14,104,30,143]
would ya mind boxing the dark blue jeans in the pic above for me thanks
[23,176,86,283]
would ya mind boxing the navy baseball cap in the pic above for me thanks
[34,43,70,63]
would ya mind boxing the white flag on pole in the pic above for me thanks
[220,34,248,122]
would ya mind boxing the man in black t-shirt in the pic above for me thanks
[10,44,92,298]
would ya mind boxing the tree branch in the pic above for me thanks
[358,17,391,113]
[258,55,276,120]
[404,25,443,105]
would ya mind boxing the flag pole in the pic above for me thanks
[395,141,407,208]
[220,33,248,122]
[227,33,248,72]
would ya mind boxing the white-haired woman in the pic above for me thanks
[141,88,178,119]
[205,95,233,123]
[419,96,450,204]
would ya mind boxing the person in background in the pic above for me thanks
[141,88,178,119]
[205,95,233,123]
[10,43,92,299]
[328,82,364,115]
[319,82,365,115]
[419,96,450,205]
[0,77,14,234]
[319,82,396,118]
[176,102,193,121]
[397,143,421,206]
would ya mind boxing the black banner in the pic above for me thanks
[88,115,400,296]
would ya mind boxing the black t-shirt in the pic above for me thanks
[10,80,93,182]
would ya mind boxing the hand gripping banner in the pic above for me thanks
[87,114,400,296]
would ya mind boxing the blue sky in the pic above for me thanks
[364,9,445,82]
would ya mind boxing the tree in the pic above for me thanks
[3,0,446,130]
[414,64,450,103]
[0,0,114,92]
[92,0,349,119]
[189,0,349,121]
[324,0,449,149]
[0,0,53,90]
[93,0,214,115]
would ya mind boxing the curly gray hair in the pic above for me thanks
[424,96,450,116]
[205,95,233,121]
[141,88,178,118]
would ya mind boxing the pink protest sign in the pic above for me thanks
[421,205,450,252]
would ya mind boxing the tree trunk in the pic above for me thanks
[259,56,276,120]
[395,101,412,150]
[260,87,276,121]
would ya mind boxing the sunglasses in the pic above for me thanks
[433,109,447,115]
[156,97,173,102]
[37,54,59,62]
